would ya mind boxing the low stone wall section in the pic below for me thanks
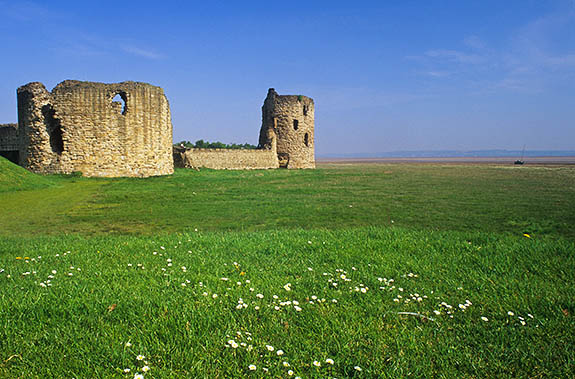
[175,147,278,170]
[0,124,19,151]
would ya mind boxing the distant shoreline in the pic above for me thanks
[317,156,575,165]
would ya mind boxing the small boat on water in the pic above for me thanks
[514,145,526,165]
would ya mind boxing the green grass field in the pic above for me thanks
[1,158,574,239]
[0,157,574,377]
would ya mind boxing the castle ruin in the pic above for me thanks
[6,80,174,177]
[259,88,315,169]
[174,88,315,170]
[1,82,315,176]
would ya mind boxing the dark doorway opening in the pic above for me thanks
[278,153,289,168]
[0,150,19,164]
[41,105,64,154]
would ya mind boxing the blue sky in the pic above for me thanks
[0,0,574,155]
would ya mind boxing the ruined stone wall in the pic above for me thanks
[17,80,173,177]
[0,123,19,151]
[259,88,315,169]
[174,146,278,170]
[0,123,20,164]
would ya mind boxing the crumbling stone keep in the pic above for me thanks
[16,80,173,177]
[258,88,315,169]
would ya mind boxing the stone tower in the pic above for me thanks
[17,80,173,177]
[258,88,315,169]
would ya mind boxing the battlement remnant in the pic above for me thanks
[258,88,315,169]
[16,80,174,177]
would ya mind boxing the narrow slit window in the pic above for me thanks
[303,105,308,116]
[304,133,309,147]
[293,119,299,130]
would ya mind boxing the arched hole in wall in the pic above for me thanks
[112,92,128,115]
[41,104,64,154]
[293,119,299,130]
[304,133,309,147]
[303,105,308,116]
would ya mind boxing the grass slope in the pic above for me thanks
[1,164,574,239]
[0,227,573,377]
[0,156,53,192]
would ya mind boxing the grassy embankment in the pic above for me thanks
[0,157,574,377]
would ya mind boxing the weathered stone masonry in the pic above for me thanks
[174,146,278,170]
[16,80,173,177]
[175,88,315,170]
[0,123,19,164]
[2,84,314,175]
[259,88,315,169]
